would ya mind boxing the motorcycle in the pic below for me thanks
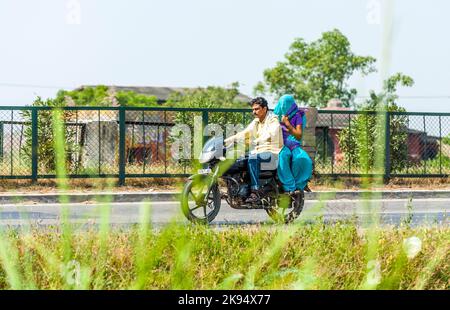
[180,137,305,224]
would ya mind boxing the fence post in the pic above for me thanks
[202,110,208,147]
[439,115,442,175]
[201,110,209,169]
[119,107,126,186]
[384,111,391,184]
[0,122,3,162]
[423,115,427,175]
[31,109,38,183]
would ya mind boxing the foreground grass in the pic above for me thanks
[0,222,448,290]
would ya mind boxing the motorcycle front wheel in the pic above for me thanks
[181,178,221,224]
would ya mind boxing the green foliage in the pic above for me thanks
[338,74,414,173]
[405,153,450,174]
[115,91,158,107]
[55,86,111,106]
[54,86,159,107]
[21,86,158,172]
[21,97,77,172]
[255,29,376,107]
[22,85,249,171]
[362,73,414,109]
[166,83,251,167]
[167,83,249,132]
[0,223,448,289]
[167,83,250,133]
[166,82,247,109]
[443,134,450,146]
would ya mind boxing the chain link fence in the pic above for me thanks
[0,107,448,183]
[316,111,450,178]
[0,109,31,177]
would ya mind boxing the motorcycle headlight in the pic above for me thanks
[203,140,216,153]
[199,138,223,163]
[199,151,215,164]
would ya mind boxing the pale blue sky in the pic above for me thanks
[0,0,449,112]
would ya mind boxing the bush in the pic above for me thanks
[21,97,77,173]
[22,85,249,172]
[338,74,414,174]
[167,83,249,128]
[443,134,450,146]
[166,84,251,165]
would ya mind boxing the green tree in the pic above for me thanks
[54,86,159,107]
[115,91,158,107]
[443,134,450,146]
[21,86,160,172]
[166,83,249,127]
[22,85,248,172]
[338,73,414,173]
[21,97,77,172]
[166,83,247,109]
[255,29,376,108]
[54,86,111,106]
[165,83,251,169]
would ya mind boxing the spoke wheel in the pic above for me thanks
[265,182,304,224]
[181,179,221,224]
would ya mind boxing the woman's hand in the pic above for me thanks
[282,115,303,141]
[281,115,292,129]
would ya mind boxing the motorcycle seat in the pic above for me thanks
[259,170,276,178]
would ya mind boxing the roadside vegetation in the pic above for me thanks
[0,220,448,290]
[0,176,449,194]
[0,28,448,292]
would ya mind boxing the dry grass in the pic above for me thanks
[0,176,448,194]
[0,223,448,290]
[0,178,184,193]
[309,177,450,191]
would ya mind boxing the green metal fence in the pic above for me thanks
[0,106,448,184]
[315,110,450,179]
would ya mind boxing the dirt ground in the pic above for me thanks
[0,177,448,194]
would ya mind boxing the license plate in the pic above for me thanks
[198,168,212,175]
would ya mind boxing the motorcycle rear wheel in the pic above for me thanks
[265,184,305,224]
[181,179,221,224]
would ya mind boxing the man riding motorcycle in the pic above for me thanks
[224,97,283,204]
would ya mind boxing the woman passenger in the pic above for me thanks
[273,95,313,195]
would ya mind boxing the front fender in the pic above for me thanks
[188,174,203,181]
[188,174,213,184]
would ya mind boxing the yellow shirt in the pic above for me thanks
[225,113,283,155]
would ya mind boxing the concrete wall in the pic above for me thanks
[82,121,118,169]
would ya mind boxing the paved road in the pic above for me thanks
[0,198,448,228]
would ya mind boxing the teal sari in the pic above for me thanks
[274,95,312,192]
